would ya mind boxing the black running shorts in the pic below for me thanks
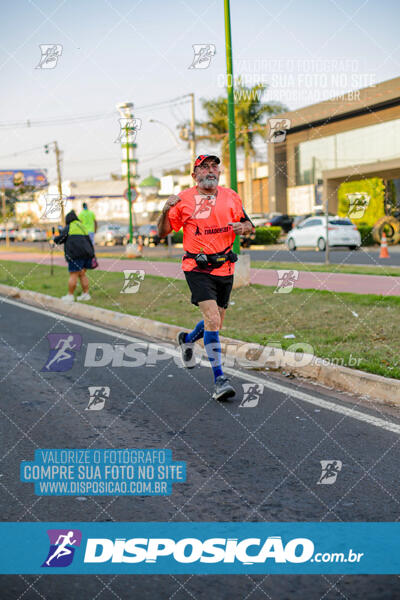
[184,271,234,309]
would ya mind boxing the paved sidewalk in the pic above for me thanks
[1,251,400,296]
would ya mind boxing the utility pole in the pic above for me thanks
[325,198,330,264]
[1,188,8,247]
[224,0,240,254]
[54,142,64,224]
[45,141,64,224]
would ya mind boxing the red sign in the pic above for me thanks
[124,187,138,202]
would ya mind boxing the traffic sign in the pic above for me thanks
[124,187,138,202]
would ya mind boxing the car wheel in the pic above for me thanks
[317,237,326,251]
[287,237,296,251]
[348,245,358,250]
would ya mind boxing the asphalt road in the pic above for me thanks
[1,298,400,598]
[248,247,400,267]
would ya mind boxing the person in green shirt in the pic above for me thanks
[79,202,97,244]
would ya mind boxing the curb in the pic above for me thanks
[1,283,399,406]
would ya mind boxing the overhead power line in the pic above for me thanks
[0,96,191,130]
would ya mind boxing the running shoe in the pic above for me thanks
[213,376,236,401]
[177,332,196,369]
[77,292,91,301]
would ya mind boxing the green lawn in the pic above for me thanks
[0,259,399,380]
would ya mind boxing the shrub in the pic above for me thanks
[357,225,375,246]
[172,226,282,245]
[172,229,183,243]
[253,226,281,245]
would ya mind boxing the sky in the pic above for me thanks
[0,0,399,185]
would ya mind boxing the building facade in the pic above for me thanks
[268,76,400,215]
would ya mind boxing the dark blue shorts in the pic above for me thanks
[67,257,93,272]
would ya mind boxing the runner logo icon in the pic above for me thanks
[86,386,110,411]
[121,270,145,294]
[42,334,82,372]
[42,529,82,567]
[188,44,216,69]
[317,460,342,485]
[274,270,299,294]
[192,194,216,219]
[240,383,264,407]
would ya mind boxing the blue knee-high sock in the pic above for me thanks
[203,330,224,381]
[185,320,204,344]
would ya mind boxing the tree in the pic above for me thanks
[197,78,286,211]
[1,185,36,224]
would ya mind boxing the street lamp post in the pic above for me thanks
[224,0,240,254]
[149,119,182,148]
[116,102,139,244]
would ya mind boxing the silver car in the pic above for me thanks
[27,228,48,242]
[95,224,127,246]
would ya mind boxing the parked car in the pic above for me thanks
[248,213,272,227]
[16,227,34,241]
[292,210,332,229]
[26,228,47,242]
[123,226,139,245]
[134,224,161,246]
[286,216,361,251]
[0,227,17,241]
[15,228,27,241]
[95,224,127,246]
[264,214,293,233]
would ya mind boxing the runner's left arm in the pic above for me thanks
[229,206,255,235]
[240,207,255,233]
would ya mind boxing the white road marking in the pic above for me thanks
[3,296,400,435]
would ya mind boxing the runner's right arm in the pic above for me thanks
[157,195,181,238]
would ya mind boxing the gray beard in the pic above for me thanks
[198,175,217,189]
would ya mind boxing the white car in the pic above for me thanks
[15,228,29,241]
[95,224,126,246]
[27,228,48,242]
[286,216,361,251]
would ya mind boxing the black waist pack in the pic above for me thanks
[184,246,238,272]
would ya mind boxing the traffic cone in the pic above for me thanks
[379,232,390,258]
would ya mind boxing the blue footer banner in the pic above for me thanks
[0,522,398,574]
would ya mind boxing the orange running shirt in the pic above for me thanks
[168,185,246,276]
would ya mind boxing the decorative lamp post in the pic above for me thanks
[116,102,140,243]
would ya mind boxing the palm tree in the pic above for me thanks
[197,79,286,211]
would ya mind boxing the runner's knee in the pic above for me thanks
[204,311,221,331]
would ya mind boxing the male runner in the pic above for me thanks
[157,154,254,401]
